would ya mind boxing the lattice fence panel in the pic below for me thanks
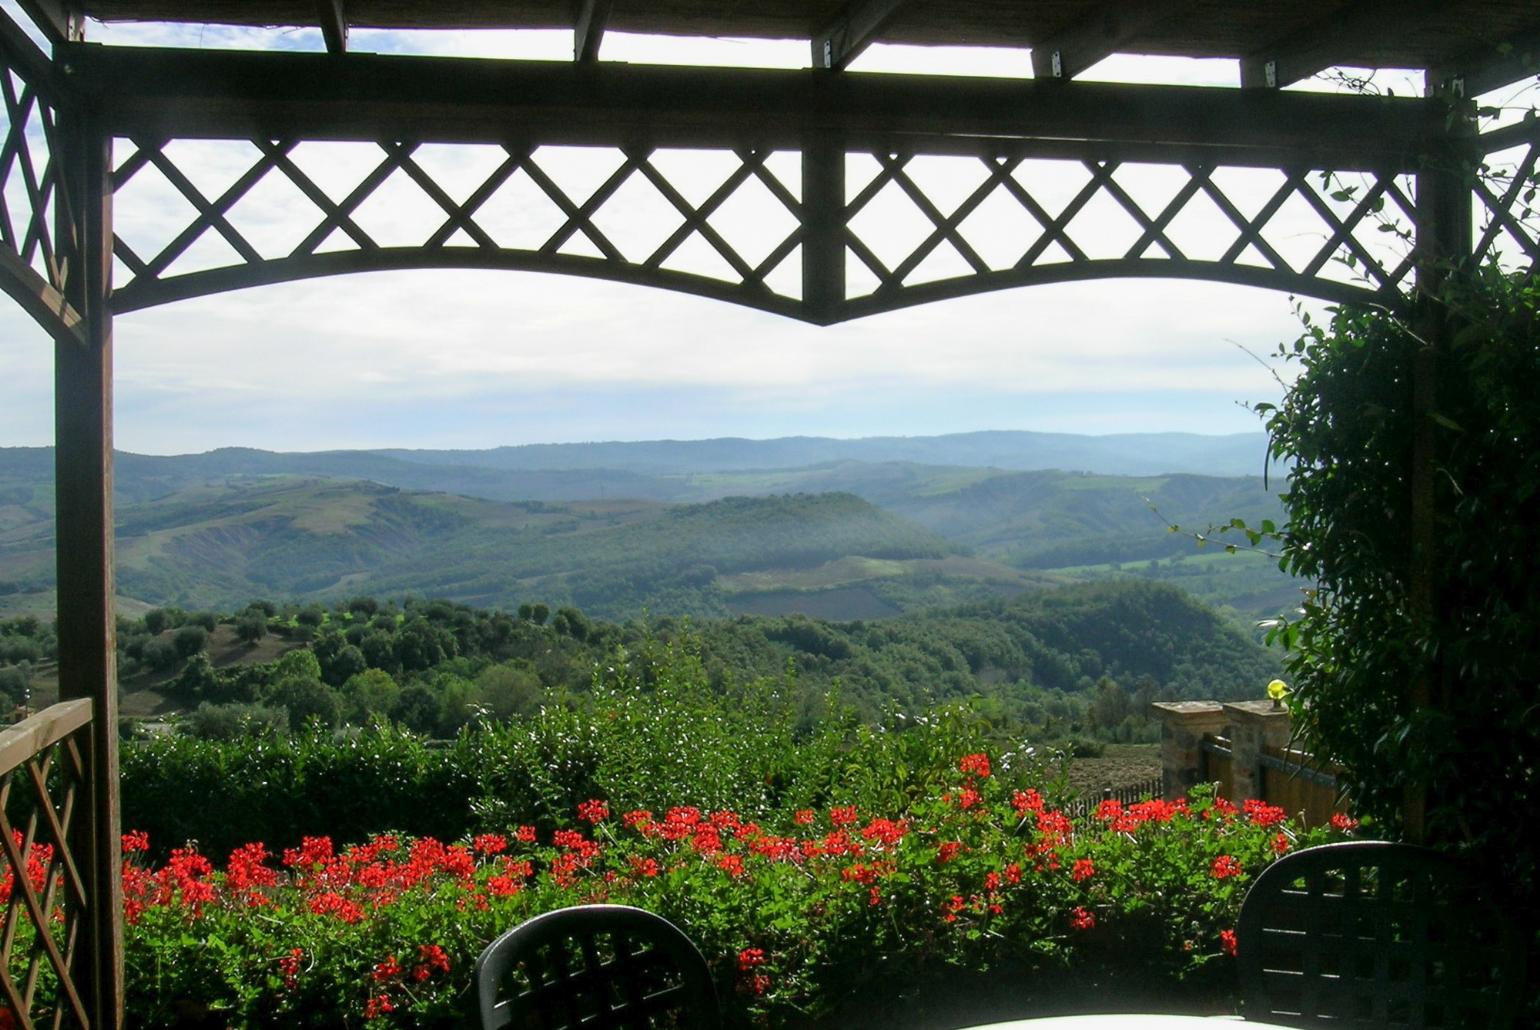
[842,151,1417,305]
[110,138,806,311]
[1472,139,1540,271]
[1,701,94,1030]
[0,37,64,297]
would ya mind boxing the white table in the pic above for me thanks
[961,1017,1281,1029]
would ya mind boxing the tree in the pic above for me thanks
[143,608,171,635]
[341,668,400,724]
[141,639,179,672]
[174,652,219,701]
[474,662,543,720]
[266,650,340,731]
[235,612,268,645]
[359,631,400,674]
[1257,267,1540,911]
[392,684,440,735]
[185,702,287,740]
[396,618,455,672]
[325,644,368,686]
[551,607,590,641]
[173,625,208,659]
[1087,676,1131,733]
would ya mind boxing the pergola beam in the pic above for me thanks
[573,0,612,63]
[813,0,907,71]
[316,0,346,54]
[61,43,1436,170]
[1240,0,1440,89]
[1028,0,1190,82]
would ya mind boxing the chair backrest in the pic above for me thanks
[472,905,722,1030]
[1236,841,1525,1028]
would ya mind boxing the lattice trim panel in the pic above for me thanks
[839,152,1418,316]
[1473,128,1540,272]
[109,138,807,317]
[0,700,93,1030]
[106,134,1439,323]
[0,21,76,336]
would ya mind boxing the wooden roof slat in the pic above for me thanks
[316,0,346,54]
[1240,0,1444,89]
[813,0,908,71]
[1027,0,1194,81]
[574,0,612,63]
[16,0,77,47]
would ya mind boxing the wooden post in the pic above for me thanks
[54,103,123,1029]
[801,129,845,325]
[1405,80,1474,843]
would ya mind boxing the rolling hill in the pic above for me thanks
[0,432,1301,622]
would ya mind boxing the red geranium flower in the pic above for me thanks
[1211,855,1244,879]
[958,753,992,778]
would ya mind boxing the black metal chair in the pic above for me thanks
[1236,841,1525,1028]
[472,904,722,1029]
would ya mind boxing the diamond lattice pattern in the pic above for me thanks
[1,64,61,290]
[1,729,91,1028]
[843,152,1420,300]
[111,139,805,305]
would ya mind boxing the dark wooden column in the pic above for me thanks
[801,130,845,325]
[1405,84,1475,843]
[54,102,124,1029]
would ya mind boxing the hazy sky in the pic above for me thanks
[0,15,1449,455]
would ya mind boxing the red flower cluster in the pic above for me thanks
[958,753,992,779]
[577,799,610,824]
[1071,858,1096,882]
[828,806,859,827]
[1244,799,1288,828]
[1069,906,1096,931]
[1210,855,1244,879]
[277,947,303,990]
[1220,928,1239,957]
[1330,812,1359,832]
[472,834,509,856]
[736,947,771,996]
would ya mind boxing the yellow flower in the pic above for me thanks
[1266,679,1290,702]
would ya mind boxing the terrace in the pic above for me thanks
[1,0,1537,1024]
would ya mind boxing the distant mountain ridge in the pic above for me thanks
[372,429,1276,478]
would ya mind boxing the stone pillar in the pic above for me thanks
[1151,701,1226,801]
[1222,700,1293,803]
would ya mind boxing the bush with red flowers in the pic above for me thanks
[97,763,1347,1027]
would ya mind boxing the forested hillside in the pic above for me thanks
[6,579,1275,746]
[1,479,953,617]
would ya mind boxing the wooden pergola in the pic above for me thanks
[0,1,1536,1024]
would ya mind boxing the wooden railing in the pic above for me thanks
[0,699,94,1028]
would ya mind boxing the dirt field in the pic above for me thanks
[1066,743,1161,795]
